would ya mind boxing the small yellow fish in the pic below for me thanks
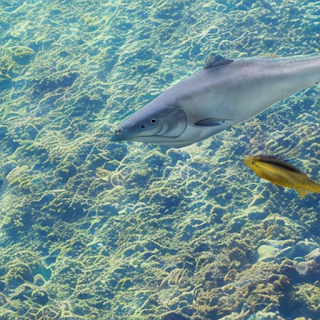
[244,155,320,198]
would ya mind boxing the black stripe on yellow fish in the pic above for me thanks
[244,155,320,199]
[250,156,302,173]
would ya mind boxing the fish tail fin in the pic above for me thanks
[296,188,311,199]
[297,182,320,199]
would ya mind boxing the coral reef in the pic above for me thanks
[0,0,320,319]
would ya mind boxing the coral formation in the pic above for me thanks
[0,0,320,319]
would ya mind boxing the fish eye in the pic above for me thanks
[140,124,146,129]
[150,118,156,124]
[251,160,255,165]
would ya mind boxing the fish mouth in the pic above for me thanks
[113,108,188,144]
[113,128,127,141]
[112,130,189,147]
[113,122,164,141]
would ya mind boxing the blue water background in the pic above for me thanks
[0,0,320,319]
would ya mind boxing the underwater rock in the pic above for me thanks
[294,260,315,278]
[31,288,48,305]
[294,240,319,257]
[34,274,46,286]
[257,239,320,262]
[257,239,293,262]
[162,312,190,320]
[278,239,320,261]
[257,244,279,262]
[305,248,320,262]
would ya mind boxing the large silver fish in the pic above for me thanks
[114,53,320,147]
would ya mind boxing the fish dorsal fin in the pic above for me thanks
[204,54,234,69]
[296,188,310,199]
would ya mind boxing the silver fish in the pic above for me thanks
[114,53,320,147]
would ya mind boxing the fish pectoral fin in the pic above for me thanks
[296,188,310,199]
[194,118,231,127]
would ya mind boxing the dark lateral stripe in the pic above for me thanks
[257,156,302,173]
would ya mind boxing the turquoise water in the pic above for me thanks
[0,0,320,319]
